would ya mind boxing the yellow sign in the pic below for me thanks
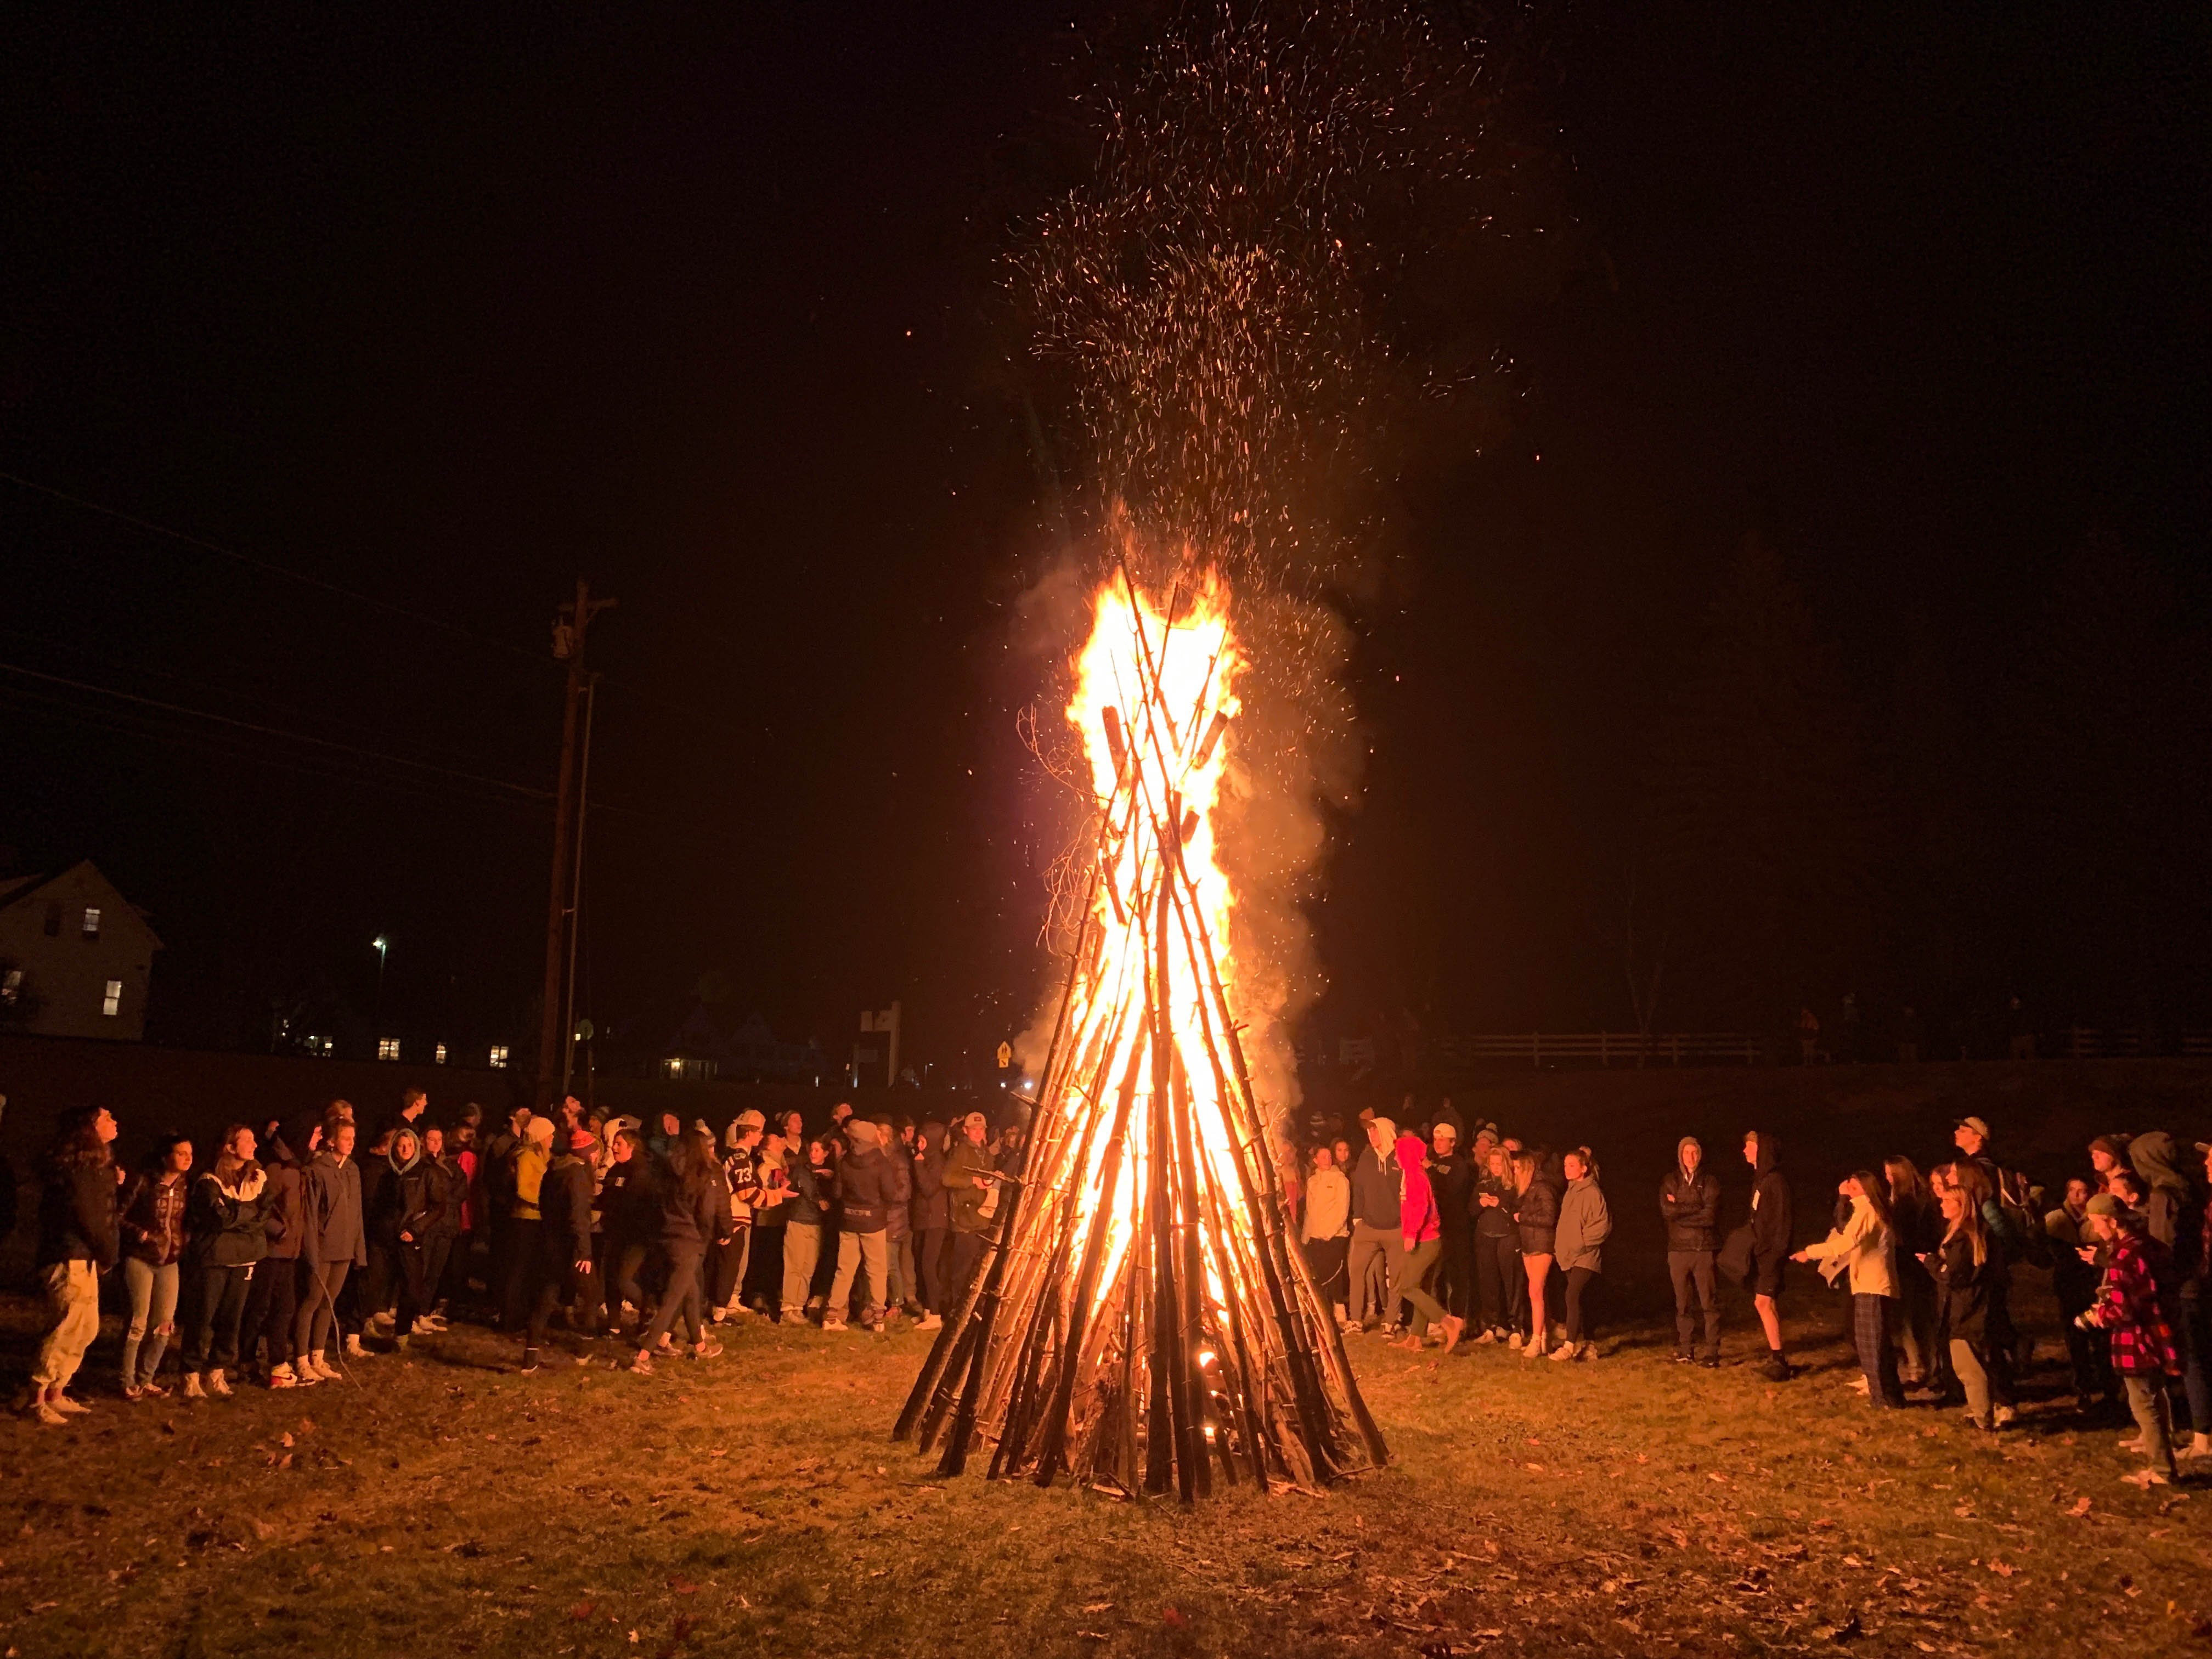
[996,1041,1013,1069]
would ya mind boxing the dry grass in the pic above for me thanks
[1,1290,2207,1659]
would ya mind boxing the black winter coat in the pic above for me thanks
[1746,1130,1793,1263]
[1513,1176,1561,1253]
[1427,1152,1474,1234]
[883,1148,914,1239]
[912,1144,950,1233]
[188,1166,269,1268]
[1660,1165,1722,1252]
[835,1147,895,1234]
[38,1156,120,1270]
[539,1153,596,1255]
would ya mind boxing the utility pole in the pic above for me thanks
[559,674,599,1099]
[537,579,615,1107]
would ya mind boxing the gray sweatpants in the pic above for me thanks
[1347,1222,1405,1325]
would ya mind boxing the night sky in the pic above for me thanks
[4,4,2205,1074]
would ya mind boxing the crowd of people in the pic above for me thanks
[1291,1107,2211,1485]
[14,1090,1023,1418]
[13,1086,2210,1487]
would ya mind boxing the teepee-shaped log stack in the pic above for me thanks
[895,565,1386,1500]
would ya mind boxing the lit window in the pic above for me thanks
[488,1045,509,1069]
[378,1037,400,1061]
[82,907,101,940]
[321,1038,334,1056]
[2,967,21,1003]
[434,1042,448,1064]
[102,979,122,1018]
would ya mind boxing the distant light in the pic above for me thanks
[488,1045,509,1069]
[377,1037,399,1061]
[434,1043,448,1065]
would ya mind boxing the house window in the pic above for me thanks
[82,907,101,940]
[377,1037,400,1060]
[434,1042,448,1064]
[2,967,21,1003]
[102,979,122,1018]
[488,1045,509,1069]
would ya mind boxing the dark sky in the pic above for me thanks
[3,4,2205,1071]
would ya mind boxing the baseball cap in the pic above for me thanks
[1955,1115,1991,1139]
[733,1109,766,1131]
[2084,1193,2124,1218]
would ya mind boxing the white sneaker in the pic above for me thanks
[183,1373,207,1400]
[1850,1375,1870,1394]
[49,1392,91,1415]
[1549,1340,1577,1363]
[2179,1435,2212,1460]
[1474,1328,1498,1345]
[916,1313,943,1331]
[345,1333,371,1359]
[1523,1334,1547,1359]
[1508,1331,1524,1350]
[1991,1404,2017,1428]
[206,1368,233,1398]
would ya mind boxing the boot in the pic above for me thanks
[206,1368,232,1398]
[183,1372,207,1400]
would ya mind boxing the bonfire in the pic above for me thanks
[896,562,1386,1499]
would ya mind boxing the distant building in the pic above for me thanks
[0,860,163,1041]
[658,1007,824,1084]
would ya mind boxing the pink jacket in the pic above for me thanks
[1396,1133,1440,1244]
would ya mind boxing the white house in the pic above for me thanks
[0,860,163,1041]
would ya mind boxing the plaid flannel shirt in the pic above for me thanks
[2094,1232,2182,1377]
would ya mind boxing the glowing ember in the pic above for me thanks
[896,563,1385,1499]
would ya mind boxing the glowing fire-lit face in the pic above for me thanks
[1049,569,1254,1310]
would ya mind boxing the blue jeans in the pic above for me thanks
[122,1257,180,1386]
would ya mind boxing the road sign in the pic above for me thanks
[996,1041,1013,1069]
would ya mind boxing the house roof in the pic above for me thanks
[0,860,164,949]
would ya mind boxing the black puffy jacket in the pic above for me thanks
[1660,1163,1722,1252]
[835,1147,895,1234]
[188,1164,269,1268]
[37,1155,120,1270]
[1746,1129,1793,1263]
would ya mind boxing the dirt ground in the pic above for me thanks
[1,1288,2207,1659]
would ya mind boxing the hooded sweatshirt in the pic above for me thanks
[1746,1130,1792,1262]
[1554,1170,1613,1273]
[912,1121,951,1233]
[2128,1132,2196,1250]
[260,1123,311,1260]
[1660,1138,1721,1251]
[1393,1133,1440,1245]
[1798,1193,1897,1297]
[1302,1163,1351,1243]
[1350,1125,1401,1231]
[835,1124,895,1234]
[189,1156,270,1268]
[304,1146,366,1266]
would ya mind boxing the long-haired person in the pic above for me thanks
[632,1131,726,1370]
[1471,1142,1522,1344]
[1795,1170,1905,1407]
[416,1124,462,1334]
[22,1107,120,1423]
[1385,1130,1456,1352]
[116,1132,192,1399]
[374,1126,443,1348]
[1925,1178,2016,1432]
[1551,1147,1612,1362]
[910,1121,949,1328]
[181,1124,268,1398]
[1511,1148,1560,1359]
[1883,1156,1940,1389]
[1301,1144,1352,1325]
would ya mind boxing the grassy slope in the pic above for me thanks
[1,1294,2206,1659]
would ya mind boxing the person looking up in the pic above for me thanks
[116,1132,191,1399]
[1661,1136,1721,1366]
[1742,1130,1795,1380]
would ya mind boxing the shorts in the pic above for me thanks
[1750,1251,1787,1297]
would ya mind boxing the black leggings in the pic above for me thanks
[1564,1265,1600,1343]
[1479,1231,1524,1331]
[644,1244,707,1349]
[244,1254,298,1367]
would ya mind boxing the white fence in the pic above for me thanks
[1430,1031,1763,1069]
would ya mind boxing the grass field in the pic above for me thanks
[1,1286,2207,1659]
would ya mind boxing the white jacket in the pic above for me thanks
[1801,1196,1898,1297]
[1302,1167,1351,1242]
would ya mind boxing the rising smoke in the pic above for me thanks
[1008,1,1521,1124]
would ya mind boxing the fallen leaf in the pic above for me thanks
[1163,1606,1189,1629]
[2067,1497,2092,1517]
[568,1603,596,1621]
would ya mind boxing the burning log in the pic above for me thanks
[893,567,1386,1500]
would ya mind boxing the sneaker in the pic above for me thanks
[710,1306,730,1325]
[1577,1343,1600,1361]
[1850,1375,1870,1395]
[2120,1468,2172,1488]
[392,1334,410,1353]
[1508,1332,1525,1351]
[1672,1351,1693,1365]
[630,1353,654,1375]
[122,1384,145,1402]
[345,1333,371,1359]
[183,1373,207,1400]
[308,1352,341,1383]
[2179,1435,2212,1461]
[1474,1329,1498,1346]
[206,1369,233,1398]
[688,1340,724,1361]
[139,1378,170,1398]
[1762,1355,1795,1383]
[519,1348,543,1375]
[1549,1340,1577,1363]
[29,1397,66,1426]
[1699,1354,1721,1370]
[916,1313,943,1331]
[821,1318,850,1333]
[267,1364,298,1390]
[50,1392,91,1415]
[779,1306,806,1324]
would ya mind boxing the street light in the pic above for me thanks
[373,936,389,1037]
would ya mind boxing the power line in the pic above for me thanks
[1,467,547,667]
[0,659,555,800]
